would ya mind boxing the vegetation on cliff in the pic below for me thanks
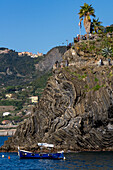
[1,3,113,152]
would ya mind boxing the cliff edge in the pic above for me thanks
[1,39,113,152]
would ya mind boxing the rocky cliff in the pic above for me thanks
[37,46,67,73]
[1,48,113,152]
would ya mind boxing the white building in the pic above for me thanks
[3,112,11,117]
[29,96,38,103]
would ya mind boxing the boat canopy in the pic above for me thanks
[38,143,54,148]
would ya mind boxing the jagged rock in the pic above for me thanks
[37,46,67,72]
[6,68,13,75]
[1,51,113,152]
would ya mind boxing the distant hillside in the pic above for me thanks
[0,46,67,86]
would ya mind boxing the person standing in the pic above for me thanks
[108,58,111,66]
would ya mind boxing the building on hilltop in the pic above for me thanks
[31,54,38,58]
[18,52,33,56]
[18,51,43,58]
[37,52,43,56]
[0,48,10,54]
[29,96,38,103]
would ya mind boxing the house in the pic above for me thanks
[0,48,10,54]
[37,52,43,56]
[3,112,11,117]
[5,94,12,98]
[29,96,38,103]
[31,54,38,58]
[18,52,33,56]
[16,112,22,116]
[18,52,23,56]
[2,120,11,125]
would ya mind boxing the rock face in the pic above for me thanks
[1,49,113,152]
[37,46,67,72]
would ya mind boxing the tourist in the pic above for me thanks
[108,58,111,66]
[98,58,104,66]
[53,63,57,70]
[65,60,69,67]
[77,34,80,41]
[82,35,86,40]
[74,37,78,43]
[55,61,59,68]
[60,61,64,68]
[89,33,92,39]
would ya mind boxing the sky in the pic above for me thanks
[0,0,113,54]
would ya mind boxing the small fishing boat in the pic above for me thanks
[18,143,65,160]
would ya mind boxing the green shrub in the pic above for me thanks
[106,26,113,33]
[92,84,101,91]
[0,100,23,110]
[95,77,99,82]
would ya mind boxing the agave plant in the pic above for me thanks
[102,47,113,58]
[78,3,95,35]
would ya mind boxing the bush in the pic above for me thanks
[106,26,113,33]
[92,84,101,91]
[0,100,23,110]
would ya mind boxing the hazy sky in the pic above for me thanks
[0,0,113,54]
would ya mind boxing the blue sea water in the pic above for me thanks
[0,136,113,170]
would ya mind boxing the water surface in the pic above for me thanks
[0,136,113,169]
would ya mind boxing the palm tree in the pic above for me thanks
[78,3,95,36]
[91,18,103,33]
[102,47,113,58]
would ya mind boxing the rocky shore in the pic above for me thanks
[1,39,113,152]
[0,129,16,136]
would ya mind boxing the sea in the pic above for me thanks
[0,136,113,170]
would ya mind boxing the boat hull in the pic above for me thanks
[18,149,65,160]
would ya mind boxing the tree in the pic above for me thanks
[78,3,95,36]
[102,47,113,58]
[91,18,103,33]
[105,25,113,33]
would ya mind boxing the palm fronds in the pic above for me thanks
[91,18,104,33]
[78,3,95,19]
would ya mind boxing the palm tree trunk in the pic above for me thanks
[84,17,91,40]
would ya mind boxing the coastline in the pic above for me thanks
[0,129,16,136]
[0,148,113,153]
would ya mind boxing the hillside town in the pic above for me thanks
[0,47,43,58]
